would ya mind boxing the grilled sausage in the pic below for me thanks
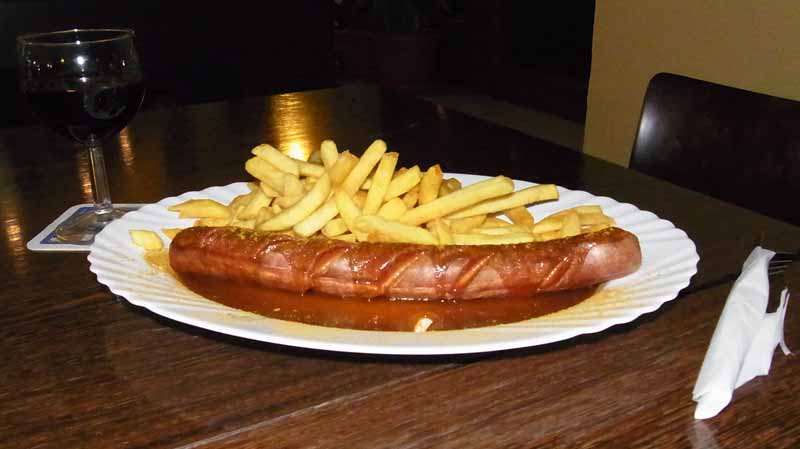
[169,226,642,300]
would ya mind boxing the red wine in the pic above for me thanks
[24,79,145,143]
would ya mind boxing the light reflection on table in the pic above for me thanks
[0,152,30,275]
[75,150,95,204]
[268,93,315,161]
[118,128,136,170]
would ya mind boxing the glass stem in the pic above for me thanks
[87,137,113,221]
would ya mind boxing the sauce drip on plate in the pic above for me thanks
[145,248,598,331]
[177,272,596,331]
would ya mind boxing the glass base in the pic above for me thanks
[53,207,129,244]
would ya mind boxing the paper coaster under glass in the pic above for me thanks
[27,204,144,252]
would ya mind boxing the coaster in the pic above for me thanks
[27,203,144,252]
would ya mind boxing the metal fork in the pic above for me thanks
[680,248,796,297]
[766,250,795,316]
[768,250,798,279]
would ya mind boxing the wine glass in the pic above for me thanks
[17,28,146,244]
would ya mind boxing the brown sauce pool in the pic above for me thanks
[177,272,597,332]
[145,249,597,332]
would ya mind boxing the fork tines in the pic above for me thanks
[768,250,798,277]
[773,250,798,260]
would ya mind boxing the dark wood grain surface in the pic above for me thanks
[1,84,797,448]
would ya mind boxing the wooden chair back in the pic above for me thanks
[630,73,800,226]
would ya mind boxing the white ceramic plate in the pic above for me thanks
[88,174,699,355]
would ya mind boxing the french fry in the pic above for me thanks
[258,174,331,231]
[259,181,281,198]
[327,151,359,185]
[532,206,614,235]
[472,224,532,235]
[376,197,408,220]
[402,185,420,208]
[414,317,433,333]
[283,174,304,197]
[354,215,438,245]
[228,191,255,215]
[352,190,367,209]
[169,199,231,219]
[439,183,454,197]
[583,223,613,233]
[576,213,615,227]
[238,188,271,219]
[334,189,366,241]
[251,143,299,176]
[447,184,558,219]
[452,232,535,245]
[399,176,515,226]
[245,157,287,194]
[560,210,581,238]
[195,217,231,227]
[532,216,563,234]
[231,218,256,229]
[449,215,486,233]
[428,218,453,245]
[321,217,348,237]
[308,149,322,164]
[275,193,304,209]
[535,230,562,241]
[444,178,462,189]
[161,228,183,240]
[384,165,421,199]
[504,206,535,227]
[293,198,339,237]
[130,230,164,250]
[295,160,325,178]
[255,207,275,227]
[340,139,387,195]
[301,177,316,192]
[551,205,604,217]
[320,140,339,170]
[419,164,443,205]
[363,152,399,215]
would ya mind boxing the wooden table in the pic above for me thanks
[1,84,798,448]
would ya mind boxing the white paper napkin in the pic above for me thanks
[692,247,792,420]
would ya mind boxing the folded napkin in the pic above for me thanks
[692,247,792,420]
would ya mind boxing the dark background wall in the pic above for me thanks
[333,0,595,123]
[2,1,595,128]
[1,1,336,128]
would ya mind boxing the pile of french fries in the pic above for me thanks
[130,139,615,250]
